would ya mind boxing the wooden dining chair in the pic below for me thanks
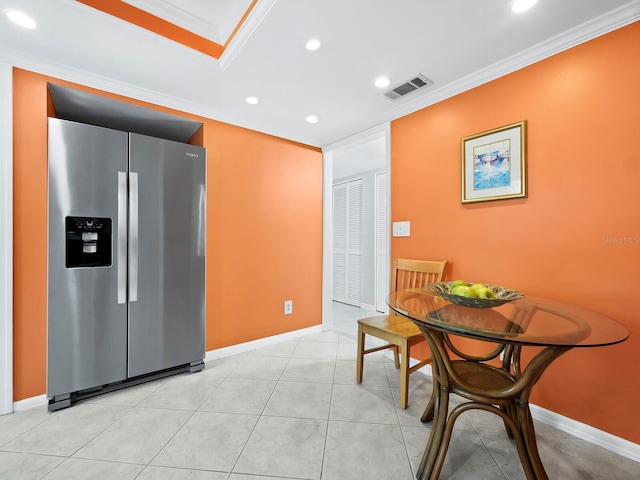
[356,258,447,408]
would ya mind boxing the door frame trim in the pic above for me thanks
[0,62,13,415]
[374,170,390,314]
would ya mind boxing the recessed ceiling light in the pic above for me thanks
[245,96,259,105]
[374,76,391,88]
[305,115,319,124]
[512,0,538,13]
[3,9,37,29]
[305,38,321,51]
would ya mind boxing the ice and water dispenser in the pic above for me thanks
[65,216,112,268]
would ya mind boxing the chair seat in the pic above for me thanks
[358,314,422,339]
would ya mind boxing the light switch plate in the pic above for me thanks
[393,221,410,237]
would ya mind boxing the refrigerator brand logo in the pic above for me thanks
[186,152,199,158]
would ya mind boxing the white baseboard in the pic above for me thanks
[388,351,640,462]
[10,325,324,414]
[205,324,323,362]
[529,404,640,463]
[13,394,47,412]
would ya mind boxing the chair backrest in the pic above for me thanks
[392,259,447,292]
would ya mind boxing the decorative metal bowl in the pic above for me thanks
[428,281,524,309]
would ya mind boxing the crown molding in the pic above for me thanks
[75,0,277,65]
[379,0,640,128]
[324,0,640,147]
[121,0,224,44]
[219,0,279,72]
[323,123,389,154]
[73,0,221,61]
[0,43,319,148]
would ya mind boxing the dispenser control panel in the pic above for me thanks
[65,216,112,268]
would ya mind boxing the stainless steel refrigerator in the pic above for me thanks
[47,117,206,411]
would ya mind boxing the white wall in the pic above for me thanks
[332,136,385,179]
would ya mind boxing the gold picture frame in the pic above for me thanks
[461,121,527,203]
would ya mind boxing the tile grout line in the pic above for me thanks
[41,404,136,478]
[318,347,339,480]
[228,336,303,478]
[137,363,228,477]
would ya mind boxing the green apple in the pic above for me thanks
[450,280,468,291]
[451,285,476,298]
[475,287,496,299]
[470,283,496,299]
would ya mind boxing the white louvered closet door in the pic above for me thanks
[332,179,363,306]
[375,172,388,312]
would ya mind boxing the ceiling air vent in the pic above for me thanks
[384,74,433,100]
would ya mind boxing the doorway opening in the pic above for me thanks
[322,125,390,338]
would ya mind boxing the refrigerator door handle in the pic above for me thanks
[129,172,139,302]
[117,171,127,304]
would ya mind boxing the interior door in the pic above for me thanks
[332,179,363,306]
[127,133,206,378]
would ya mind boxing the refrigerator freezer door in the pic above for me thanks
[127,133,206,378]
[47,118,129,398]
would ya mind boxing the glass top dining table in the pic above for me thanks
[387,289,629,348]
[387,288,629,480]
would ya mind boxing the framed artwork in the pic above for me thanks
[461,121,527,203]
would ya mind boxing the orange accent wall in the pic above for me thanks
[391,22,640,443]
[12,68,322,401]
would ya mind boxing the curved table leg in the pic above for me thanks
[417,383,450,480]
[500,404,515,438]
[517,400,548,479]
[416,329,453,480]
[432,402,536,480]
[515,346,572,479]
[430,401,465,479]
[421,378,437,423]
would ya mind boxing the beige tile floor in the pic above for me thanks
[1,313,638,479]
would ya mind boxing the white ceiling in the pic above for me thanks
[0,0,638,148]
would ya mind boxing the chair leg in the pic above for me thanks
[393,345,400,369]
[400,340,410,409]
[356,325,365,383]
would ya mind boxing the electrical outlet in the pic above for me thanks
[284,300,293,315]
